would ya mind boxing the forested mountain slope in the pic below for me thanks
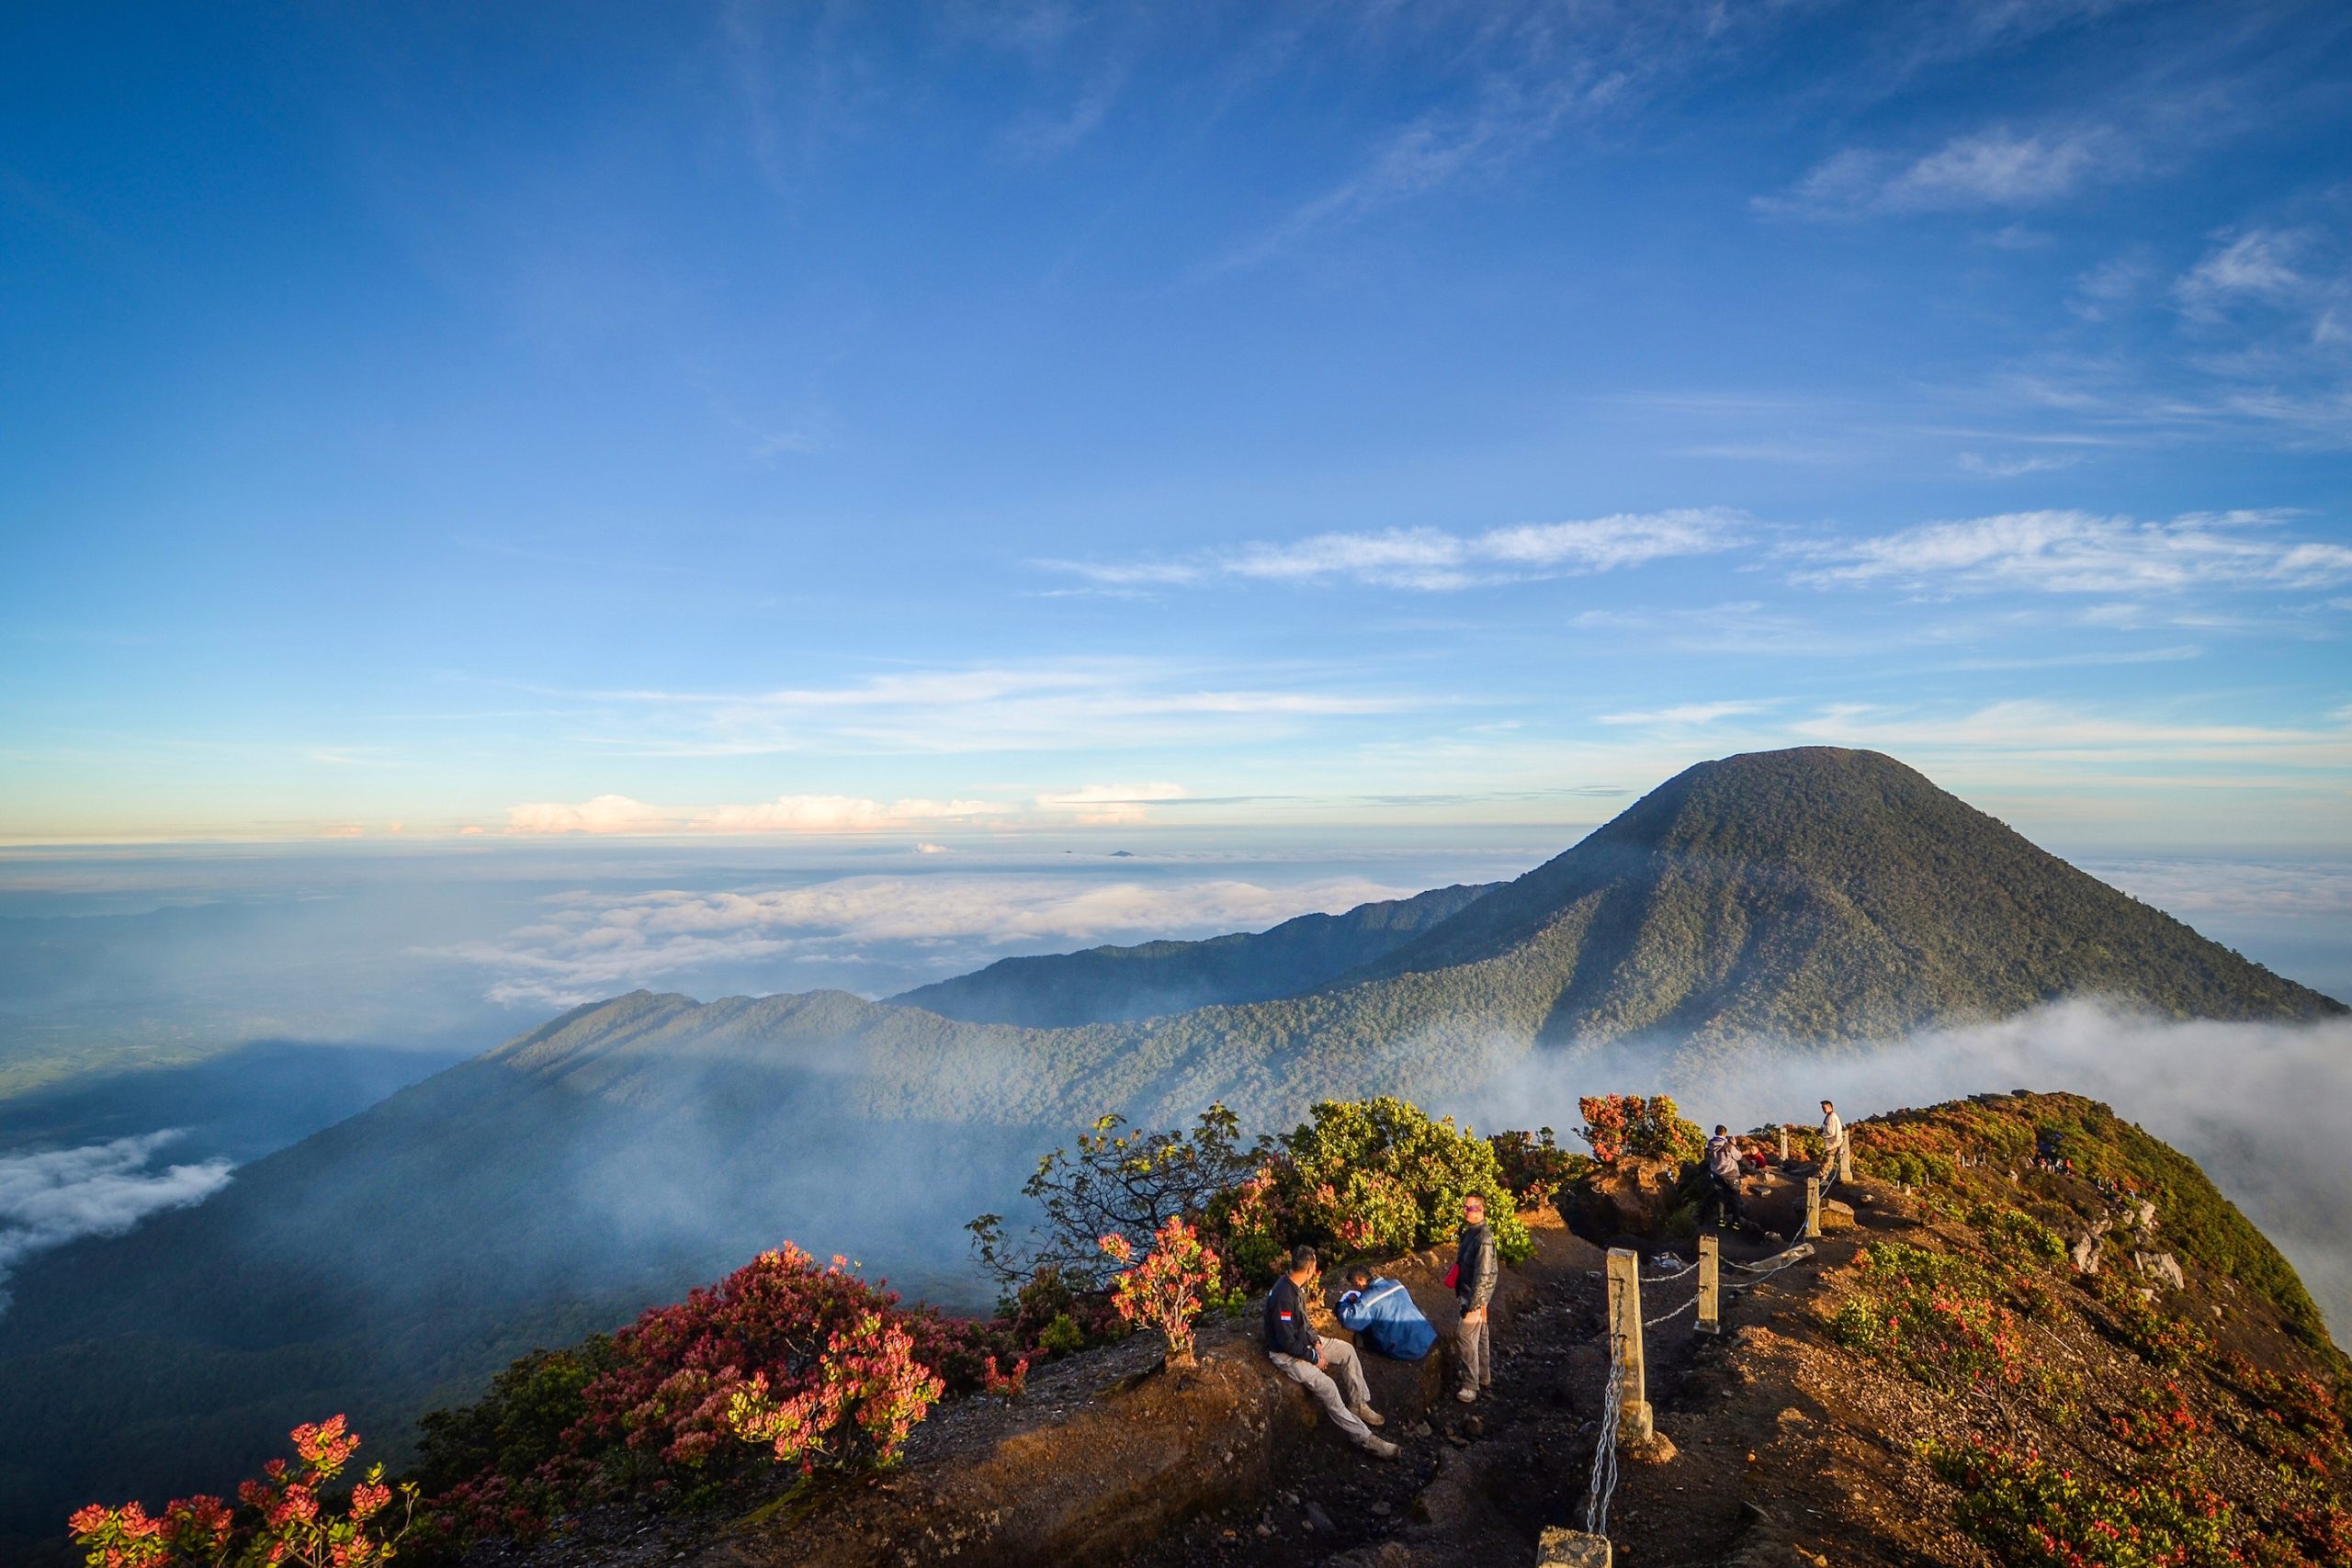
[889,882,1493,1027]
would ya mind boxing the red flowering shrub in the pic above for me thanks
[1830,1243,2027,1389]
[1576,1094,1704,1166]
[418,1244,998,1547]
[1925,1437,2233,1568]
[71,1416,414,1568]
[1101,1214,1222,1367]
[725,1310,944,1472]
[981,1354,1030,1398]
[2110,1382,2203,1455]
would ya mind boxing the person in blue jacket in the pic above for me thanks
[1336,1264,1438,1360]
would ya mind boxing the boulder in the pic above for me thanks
[2071,1235,2100,1275]
[2133,1252,2187,1292]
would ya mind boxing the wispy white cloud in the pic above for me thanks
[1043,509,1743,592]
[435,873,1419,1009]
[1956,451,2080,478]
[506,794,1012,836]
[1035,781,1188,825]
[1795,509,2352,594]
[0,1133,232,1311]
[1595,701,1772,727]
[1789,698,2351,767]
[2176,227,2312,321]
[514,660,1419,758]
[1760,125,2129,219]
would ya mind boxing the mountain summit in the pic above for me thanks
[1349,746,2338,1045]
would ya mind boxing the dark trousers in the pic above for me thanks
[1708,1174,1745,1226]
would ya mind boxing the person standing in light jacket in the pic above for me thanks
[1705,1124,1747,1229]
[1820,1100,1847,1190]
[1453,1193,1498,1404]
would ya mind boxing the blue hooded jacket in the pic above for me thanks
[1335,1278,1438,1360]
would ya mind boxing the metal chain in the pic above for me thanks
[1583,1274,1626,1537]
[1643,1292,1699,1328]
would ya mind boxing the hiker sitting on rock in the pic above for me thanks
[1265,1244,1398,1459]
[1705,1124,1747,1230]
[1336,1264,1437,1360]
[1452,1194,1498,1404]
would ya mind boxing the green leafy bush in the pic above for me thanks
[1831,1243,2027,1389]
[1925,1438,2233,1568]
[1489,1127,1590,1209]
[1964,1201,2068,1264]
[1281,1097,1532,1265]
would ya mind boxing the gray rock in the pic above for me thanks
[2071,1234,2100,1275]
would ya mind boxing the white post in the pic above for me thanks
[1604,1247,1653,1440]
[1838,1140,1853,1185]
[1697,1233,1721,1336]
[1804,1177,1822,1239]
[1779,1124,1790,1162]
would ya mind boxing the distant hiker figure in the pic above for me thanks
[1820,1100,1847,1190]
[1705,1124,1747,1229]
[1451,1194,1498,1404]
[1336,1265,1437,1360]
[1264,1245,1398,1458]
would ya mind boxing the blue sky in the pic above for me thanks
[5,0,2351,849]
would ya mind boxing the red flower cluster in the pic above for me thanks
[424,1242,1000,1545]
[70,1419,413,1568]
[1102,1214,1222,1367]
[1575,1094,1702,1166]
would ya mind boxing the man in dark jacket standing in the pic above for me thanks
[1453,1194,1498,1404]
[1265,1244,1398,1458]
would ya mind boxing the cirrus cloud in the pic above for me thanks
[1041,509,1743,592]
[1792,509,2352,594]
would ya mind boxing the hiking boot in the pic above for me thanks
[1455,1387,1477,1404]
[1360,1435,1400,1460]
[1354,1404,1386,1428]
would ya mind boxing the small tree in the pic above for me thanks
[725,1310,944,1472]
[1100,1214,1222,1368]
[969,1103,1268,1293]
[70,1416,416,1568]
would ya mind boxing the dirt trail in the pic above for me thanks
[1135,1168,1900,1568]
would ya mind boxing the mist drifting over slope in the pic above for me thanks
[0,1132,231,1310]
[1452,1001,2352,1338]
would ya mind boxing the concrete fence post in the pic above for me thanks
[1604,1247,1653,1440]
[1779,1124,1790,1161]
[1838,1140,1853,1185]
[1804,1177,1822,1239]
[1697,1233,1721,1336]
